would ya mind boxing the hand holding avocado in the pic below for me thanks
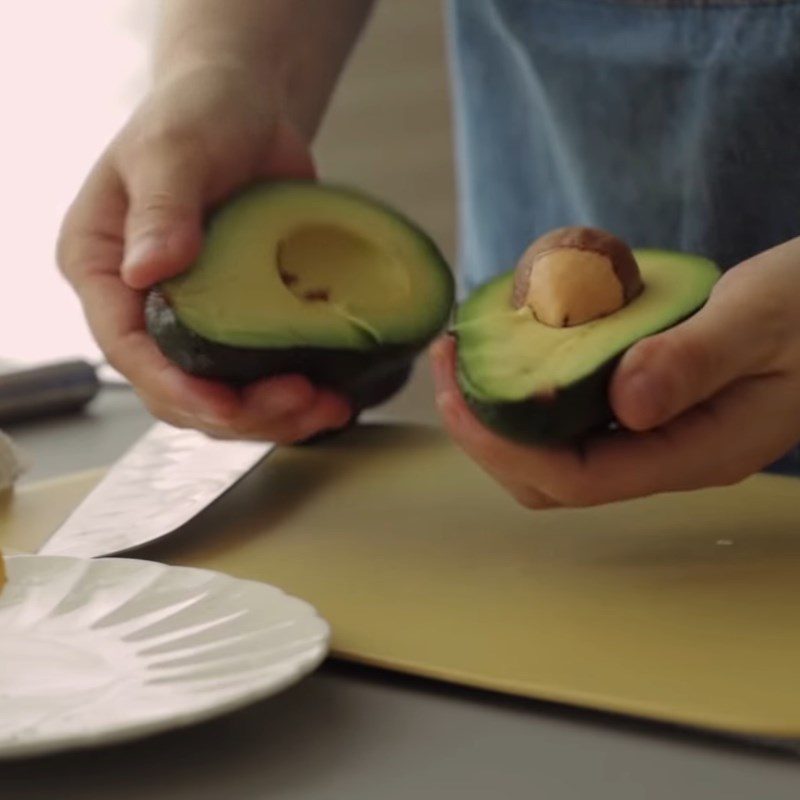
[56,63,359,444]
[432,234,800,508]
[55,0,383,445]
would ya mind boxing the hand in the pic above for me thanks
[432,238,800,508]
[57,63,352,443]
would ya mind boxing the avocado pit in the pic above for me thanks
[512,227,643,327]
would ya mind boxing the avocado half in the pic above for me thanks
[146,181,454,411]
[455,250,721,444]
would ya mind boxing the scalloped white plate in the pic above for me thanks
[0,556,330,759]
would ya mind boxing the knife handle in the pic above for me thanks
[0,360,101,424]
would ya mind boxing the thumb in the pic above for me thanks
[121,149,205,289]
[609,292,773,431]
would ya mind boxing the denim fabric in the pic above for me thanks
[446,0,800,473]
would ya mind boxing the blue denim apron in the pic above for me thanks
[446,0,800,473]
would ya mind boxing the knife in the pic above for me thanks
[38,422,273,558]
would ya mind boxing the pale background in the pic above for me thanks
[0,0,456,392]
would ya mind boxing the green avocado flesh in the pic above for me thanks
[455,250,720,444]
[146,182,454,410]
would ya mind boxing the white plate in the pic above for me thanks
[0,556,330,759]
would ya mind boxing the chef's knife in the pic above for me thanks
[38,422,273,558]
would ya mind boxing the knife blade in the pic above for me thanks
[38,422,273,558]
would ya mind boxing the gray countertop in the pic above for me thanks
[2,385,800,799]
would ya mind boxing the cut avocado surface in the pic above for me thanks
[456,250,720,444]
[146,181,454,410]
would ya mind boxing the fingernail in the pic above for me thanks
[121,234,167,278]
[434,334,455,356]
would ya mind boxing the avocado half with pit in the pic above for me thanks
[146,182,454,411]
[455,227,721,444]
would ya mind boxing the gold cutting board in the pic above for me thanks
[3,424,800,737]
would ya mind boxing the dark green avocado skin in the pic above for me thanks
[457,355,619,445]
[145,289,417,412]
